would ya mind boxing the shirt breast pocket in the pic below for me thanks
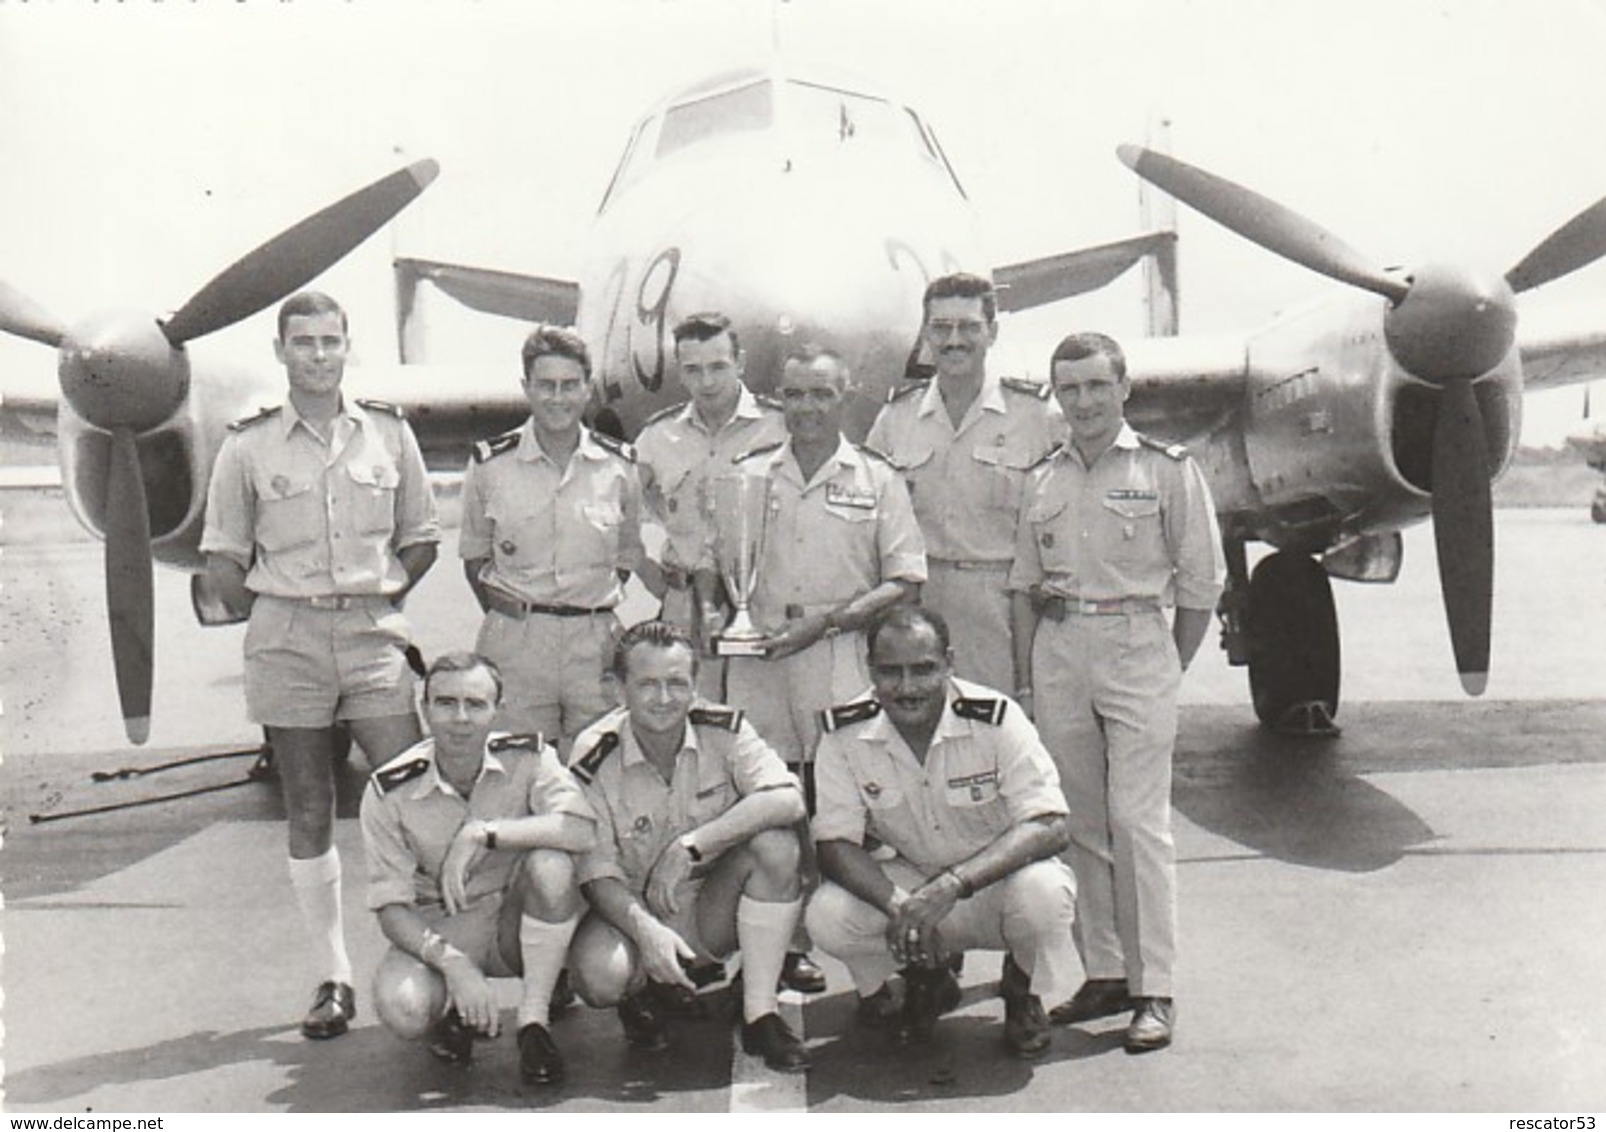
[972,444,1033,510]
[944,775,1009,843]
[688,779,732,826]
[346,461,400,535]
[1099,495,1163,564]
[1026,497,1071,572]
[252,470,319,552]
[893,447,935,498]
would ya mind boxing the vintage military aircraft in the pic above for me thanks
[0,63,1168,745]
[6,61,1606,745]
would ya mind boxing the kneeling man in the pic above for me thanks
[806,605,1076,1058]
[566,621,811,1072]
[361,652,596,1087]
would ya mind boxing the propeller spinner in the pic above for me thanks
[0,158,439,743]
[1119,145,1606,695]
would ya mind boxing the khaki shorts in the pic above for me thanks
[423,891,525,978]
[243,595,416,729]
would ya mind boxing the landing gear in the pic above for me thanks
[1591,482,1606,524]
[1245,551,1341,737]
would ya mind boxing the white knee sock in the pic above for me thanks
[288,847,352,986]
[517,913,579,1029]
[737,895,802,1023]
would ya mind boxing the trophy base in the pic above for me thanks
[714,636,770,658]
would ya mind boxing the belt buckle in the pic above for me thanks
[309,594,352,611]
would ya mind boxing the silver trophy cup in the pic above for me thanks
[711,472,772,657]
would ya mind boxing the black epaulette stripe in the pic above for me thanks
[753,393,784,412]
[473,430,522,464]
[953,697,1007,725]
[819,698,881,733]
[488,732,547,754]
[356,397,406,418]
[371,756,430,796]
[732,440,784,465]
[1000,376,1051,401]
[591,431,637,463]
[640,401,688,429]
[1026,443,1066,471]
[886,382,925,404]
[1137,433,1188,461]
[227,405,282,432]
[689,706,743,732]
[855,443,894,466]
[571,730,620,785]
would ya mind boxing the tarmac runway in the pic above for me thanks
[2,502,1603,1113]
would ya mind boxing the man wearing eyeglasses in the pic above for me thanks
[867,273,1059,699]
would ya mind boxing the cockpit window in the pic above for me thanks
[656,80,772,159]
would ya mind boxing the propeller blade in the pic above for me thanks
[1429,380,1493,696]
[0,280,67,347]
[104,429,155,744]
[1117,145,1410,304]
[1504,192,1606,294]
[161,158,440,345]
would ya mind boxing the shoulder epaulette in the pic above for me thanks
[356,397,406,418]
[1137,434,1188,461]
[227,405,282,432]
[855,443,895,466]
[591,431,637,463]
[570,729,620,785]
[753,393,784,412]
[732,440,784,465]
[472,429,522,464]
[1000,376,1052,401]
[689,705,743,733]
[488,732,548,755]
[953,696,1008,725]
[640,401,688,430]
[886,382,924,405]
[371,756,430,796]
[819,698,882,733]
[1027,443,1066,471]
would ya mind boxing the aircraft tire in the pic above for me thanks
[1590,489,1606,524]
[1246,551,1340,727]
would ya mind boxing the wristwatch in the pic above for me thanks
[679,833,704,863]
[482,822,499,851]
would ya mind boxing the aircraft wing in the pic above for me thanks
[993,231,1175,313]
[1120,333,1250,441]
[394,256,580,325]
[1516,297,1606,391]
[344,362,528,470]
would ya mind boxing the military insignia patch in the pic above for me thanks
[571,730,621,784]
[500,539,517,556]
[864,781,882,798]
[271,474,291,497]
[371,756,430,796]
[1041,532,1054,547]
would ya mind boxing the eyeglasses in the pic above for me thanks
[925,319,989,338]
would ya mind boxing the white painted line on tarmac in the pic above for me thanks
[729,989,808,1113]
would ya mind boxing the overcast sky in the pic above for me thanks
[3,0,1604,442]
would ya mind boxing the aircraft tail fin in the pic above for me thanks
[1139,114,1179,337]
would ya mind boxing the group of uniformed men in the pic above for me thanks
[199,274,1223,1089]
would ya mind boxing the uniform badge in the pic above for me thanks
[971,784,985,801]
[634,815,653,833]
[864,782,882,798]
[271,474,290,497]
[667,498,679,512]
[1041,532,1054,547]
[500,539,517,556]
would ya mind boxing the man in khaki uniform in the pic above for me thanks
[724,344,927,777]
[807,605,1076,1059]
[361,653,596,1087]
[202,290,440,1040]
[635,312,785,685]
[565,621,811,1072]
[1008,332,1224,1054]
[867,274,1059,693]
[460,324,651,749]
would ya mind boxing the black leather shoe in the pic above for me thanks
[1124,997,1175,1053]
[779,951,827,994]
[424,1007,475,1065]
[617,986,669,1050]
[518,1022,565,1086]
[740,1012,810,1072]
[896,965,962,1046]
[1049,978,1134,1025]
[999,955,1050,1059]
[301,981,355,1040]
[855,982,903,1029]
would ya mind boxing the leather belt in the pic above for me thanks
[298,594,378,611]
[1032,593,1158,621]
[928,557,1011,572]
[485,590,614,621]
